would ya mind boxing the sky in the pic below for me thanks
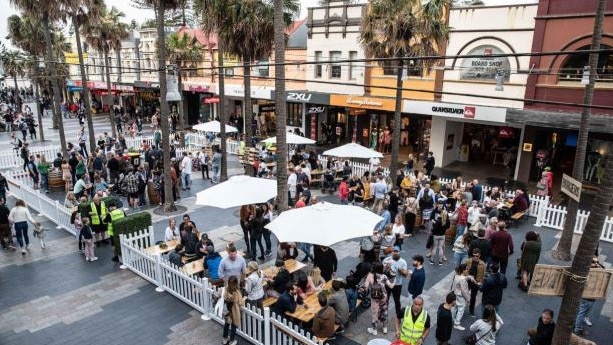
[0,0,537,50]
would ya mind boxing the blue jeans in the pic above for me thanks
[212,165,220,182]
[300,242,313,261]
[574,299,595,332]
[182,172,191,189]
[40,173,49,191]
[14,221,29,248]
[454,252,468,268]
[455,224,466,240]
[262,229,272,254]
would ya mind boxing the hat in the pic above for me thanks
[171,157,176,161]
[247,261,259,273]
[393,245,401,252]
[205,245,214,253]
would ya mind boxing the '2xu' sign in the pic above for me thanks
[287,92,312,102]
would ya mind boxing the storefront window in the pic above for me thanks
[559,45,613,82]
[287,102,303,127]
[329,51,342,79]
[460,45,510,81]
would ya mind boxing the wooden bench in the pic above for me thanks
[263,297,278,308]
[510,212,527,227]
[316,324,340,344]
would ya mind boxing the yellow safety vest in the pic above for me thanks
[239,141,246,155]
[107,209,125,236]
[400,306,428,345]
[90,201,107,226]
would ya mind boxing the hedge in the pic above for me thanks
[112,211,152,257]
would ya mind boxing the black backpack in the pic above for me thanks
[370,274,385,300]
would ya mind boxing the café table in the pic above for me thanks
[285,280,333,323]
[144,239,179,255]
[182,259,204,276]
[262,259,306,279]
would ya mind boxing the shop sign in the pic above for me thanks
[284,91,330,104]
[307,105,326,114]
[188,85,211,93]
[561,174,582,202]
[403,100,506,123]
[140,90,161,100]
[202,96,220,104]
[259,103,276,112]
[330,94,395,111]
[460,45,510,81]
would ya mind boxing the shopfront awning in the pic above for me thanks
[507,108,613,134]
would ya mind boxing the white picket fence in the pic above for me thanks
[0,145,63,170]
[535,203,613,243]
[6,175,76,236]
[119,229,325,345]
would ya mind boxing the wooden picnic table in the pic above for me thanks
[182,259,204,276]
[144,239,179,255]
[262,259,307,279]
[285,280,333,323]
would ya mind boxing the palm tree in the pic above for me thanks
[6,14,47,141]
[61,0,105,152]
[10,0,67,155]
[83,6,129,139]
[222,0,299,176]
[554,0,606,262]
[360,0,450,174]
[166,30,204,131]
[1,50,26,111]
[133,0,184,212]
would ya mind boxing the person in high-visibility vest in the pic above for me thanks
[89,195,108,246]
[104,201,125,262]
[394,296,430,345]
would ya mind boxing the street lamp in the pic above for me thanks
[495,70,505,91]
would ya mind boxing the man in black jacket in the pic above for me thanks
[480,262,507,311]
[0,198,13,249]
[528,309,555,345]
[469,229,492,264]
[314,246,338,281]
[273,282,303,316]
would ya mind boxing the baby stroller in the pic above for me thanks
[321,170,336,195]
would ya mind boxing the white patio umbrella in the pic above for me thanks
[195,175,277,209]
[192,120,238,133]
[265,202,382,246]
[323,142,383,159]
[261,132,316,145]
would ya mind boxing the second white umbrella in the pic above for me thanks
[261,132,316,145]
[195,175,277,209]
[265,202,382,246]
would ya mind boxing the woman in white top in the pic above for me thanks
[164,218,179,242]
[244,261,265,310]
[452,263,473,330]
[470,304,504,345]
[8,199,40,254]
[391,215,405,250]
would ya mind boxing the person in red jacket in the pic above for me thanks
[490,222,514,274]
[339,176,349,205]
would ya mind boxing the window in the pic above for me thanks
[225,68,234,77]
[329,51,341,79]
[406,59,423,77]
[314,51,322,78]
[381,61,396,76]
[560,45,613,82]
[349,51,358,80]
[257,59,269,77]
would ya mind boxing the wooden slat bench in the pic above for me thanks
[510,212,527,227]
[263,297,278,308]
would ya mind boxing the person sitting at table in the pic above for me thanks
[511,189,530,214]
[73,175,90,199]
[93,174,109,195]
[196,233,214,259]
[267,259,291,298]
[64,191,79,209]
[180,223,199,258]
[164,218,179,242]
[273,282,304,316]
[312,292,337,340]
[204,245,223,286]
[295,270,317,300]
[179,214,197,232]
[168,244,184,267]
[278,242,299,261]
[327,279,350,329]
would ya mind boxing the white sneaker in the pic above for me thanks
[26,245,30,250]
[367,327,377,335]
[227,340,237,345]
[382,327,388,334]
[85,258,90,262]
[454,324,466,331]
[584,318,593,326]
[21,248,26,255]
[221,337,229,345]
[90,257,98,261]
[40,241,45,249]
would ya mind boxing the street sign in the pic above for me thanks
[561,173,582,202]
[528,264,613,299]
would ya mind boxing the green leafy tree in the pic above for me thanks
[1,50,26,110]
[360,0,450,174]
